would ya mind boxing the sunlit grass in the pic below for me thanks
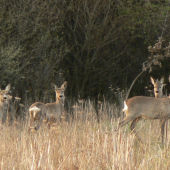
[0,100,170,169]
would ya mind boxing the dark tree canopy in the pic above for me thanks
[0,0,170,103]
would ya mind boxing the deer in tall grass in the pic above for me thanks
[119,95,170,144]
[0,84,11,124]
[119,77,168,144]
[29,81,67,130]
[150,76,169,142]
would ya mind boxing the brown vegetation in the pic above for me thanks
[0,100,170,169]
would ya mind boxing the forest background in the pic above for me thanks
[0,0,170,107]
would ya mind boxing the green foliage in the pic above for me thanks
[0,0,169,102]
[0,44,22,83]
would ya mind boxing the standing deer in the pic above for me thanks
[150,76,168,142]
[150,76,164,98]
[119,96,170,144]
[0,84,11,124]
[29,81,67,130]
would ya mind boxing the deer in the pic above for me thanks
[119,96,170,144]
[150,76,169,142]
[0,84,11,124]
[29,81,67,130]
[150,76,164,98]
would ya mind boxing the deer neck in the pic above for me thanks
[155,92,163,98]
[56,97,64,106]
[0,101,8,113]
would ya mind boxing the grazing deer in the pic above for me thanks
[29,81,67,130]
[119,96,170,144]
[0,84,11,124]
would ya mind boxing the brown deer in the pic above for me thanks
[150,76,169,142]
[119,96,170,144]
[0,84,11,124]
[29,81,67,130]
[150,76,164,98]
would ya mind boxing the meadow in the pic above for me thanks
[0,100,170,170]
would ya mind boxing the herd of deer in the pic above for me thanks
[0,77,169,143]
[0,82,67,130]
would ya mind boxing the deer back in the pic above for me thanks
[124,96,170,119]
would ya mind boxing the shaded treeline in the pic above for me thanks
[0,0,170,104]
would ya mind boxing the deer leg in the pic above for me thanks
[119,116,137,128]
[160,119,167,144]
[35,118,41,131]
[166,120,168,143]
[29,111,34,127]
[35,111,44,130]
[130,117,142,141]
[130,117,141,131]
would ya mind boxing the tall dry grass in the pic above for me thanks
[0,100,170,170]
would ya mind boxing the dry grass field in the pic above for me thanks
[0,100,170,170]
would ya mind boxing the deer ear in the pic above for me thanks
[51,83,58,90]
[150,77,155,85]
[160,77,164,83]
[5,84,11,91]
[61,81,67,90]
